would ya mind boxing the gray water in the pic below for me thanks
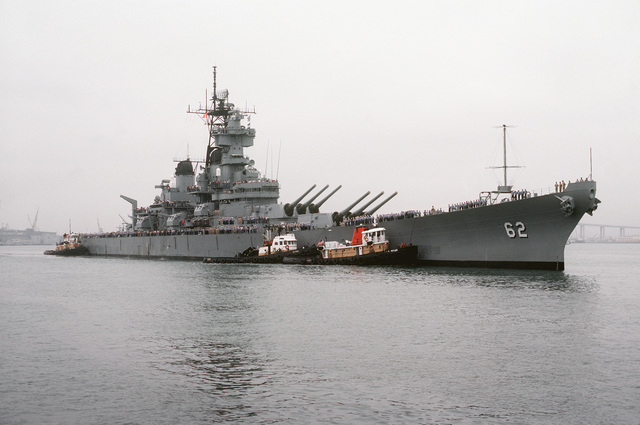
[1,243,639,424]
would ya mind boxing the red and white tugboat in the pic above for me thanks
[314,226,417,265]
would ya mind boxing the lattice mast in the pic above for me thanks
[186,66,255,168]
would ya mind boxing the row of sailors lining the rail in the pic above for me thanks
[449,199,488,212]
[218,216,270,225]
[555,177,590,193]
[82,226,257,238]
[81,221,318,240]
[258,222,315,232]
[82,219,317,239]
[262,222,316,237]
[187,178,279,192]
[81,226,260,238]
[200,226,260,235]
[342,209,444,227]
[135,202,192,213]
[377,210,424,222]
[511,190,530,201]
[126,215,270,226]
[425,206,445,215]
[282,222,315,231]
[188,181,232,191]
[342,215,375,227]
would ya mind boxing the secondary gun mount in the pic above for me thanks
[284,184,317,216]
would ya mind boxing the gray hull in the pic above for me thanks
[81,181,596,270]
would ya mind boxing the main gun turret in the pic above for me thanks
[308,185,342,213]
[296,185,329,214]
[284,184,317,216]
[364,191,398,215]
[332,191,371,224]
[349,191,384,217]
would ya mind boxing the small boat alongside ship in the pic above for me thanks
[44,233,89,256]
[203,226,418,265]
[310,226,417,265]
[204,233,302,263]
[258,233,298,256]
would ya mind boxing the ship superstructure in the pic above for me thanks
[121,67,353,233]
[80,69,600,270]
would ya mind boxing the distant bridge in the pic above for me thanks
[576,223,640,240]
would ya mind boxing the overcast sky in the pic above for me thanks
[1,0,638,235]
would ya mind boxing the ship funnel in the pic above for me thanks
[296,185,329,214]
[308,185,342,213]
[332,191,371,223]
[284,184,317,216]
[364,191,398,215]
[350,191,384,217]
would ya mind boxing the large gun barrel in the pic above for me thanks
[296,184,329,214]
[350,191,384,217]
[284,184,317,216]
[308,185,342,213]
[340,191,371,217]
[333,191,371,223]
[364,191,398,215]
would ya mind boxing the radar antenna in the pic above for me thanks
[186,66,255,168]
[212,65,217,104]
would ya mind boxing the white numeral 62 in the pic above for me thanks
[504,222,528,238]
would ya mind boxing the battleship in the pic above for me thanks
[79,68,600,270]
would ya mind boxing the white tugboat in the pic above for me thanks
[258,233,297,256]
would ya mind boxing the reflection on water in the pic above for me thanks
[267,263,599,292]
[146,337,271,421]
[162,340,266,392]
[423,267,598,292]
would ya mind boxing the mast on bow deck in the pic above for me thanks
[489,124,522,193]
